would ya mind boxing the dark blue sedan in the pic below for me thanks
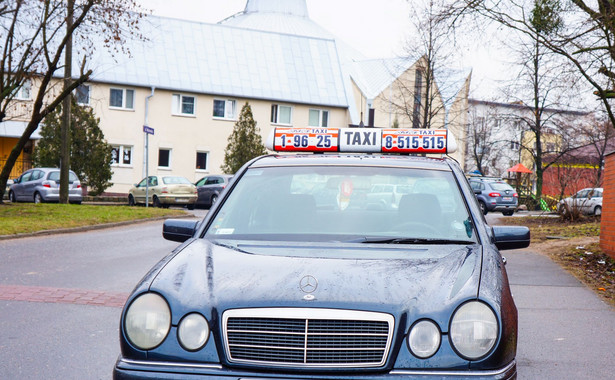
[114,128,529,379]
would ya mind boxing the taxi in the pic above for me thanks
[113,127,529,379]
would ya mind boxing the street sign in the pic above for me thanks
[143,125,154,135]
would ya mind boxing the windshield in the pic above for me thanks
[205,166,476,243]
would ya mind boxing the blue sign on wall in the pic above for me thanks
[143,126,155,135]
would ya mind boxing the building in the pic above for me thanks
[0,0,471,194]
[465,99,590,186]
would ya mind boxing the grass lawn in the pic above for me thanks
[0,203,188,236]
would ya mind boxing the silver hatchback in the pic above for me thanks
[9,168,83,204]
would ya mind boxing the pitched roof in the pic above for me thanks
[86,16,348,107]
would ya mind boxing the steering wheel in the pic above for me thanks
[396,221,440,236]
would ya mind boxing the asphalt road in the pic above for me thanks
[0,209,613,379]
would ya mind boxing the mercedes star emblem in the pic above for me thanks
[299,275,318,294]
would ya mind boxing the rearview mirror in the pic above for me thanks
[493,225,530,250]
[163,219,199,242]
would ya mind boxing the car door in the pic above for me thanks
[202,177,221,202]
[12,171,32,200]
[572,189,589,213]
[585,189,600,214]
[195,176,209,204]
[132,178,148,203]
[22,170,41,200]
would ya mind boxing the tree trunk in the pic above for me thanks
[59,0,74,204]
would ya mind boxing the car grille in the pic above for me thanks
[222,308,394,368]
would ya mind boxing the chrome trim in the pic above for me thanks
[223,307,395,368]
[118,358,223,370]
[390,360,516,377]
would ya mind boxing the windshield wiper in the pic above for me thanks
[358,237,475,245]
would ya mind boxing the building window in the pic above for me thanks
[15,80,31,100]
[111,145,132,166]
[196,152,208,170]
[172,94,196,116]
[158,148,171,169]
[110,88,135,110]
[308,109,329,127]
[213,99,236,119]
[510,141,520,150]
[76,84,90,105]
[271,104,292,125]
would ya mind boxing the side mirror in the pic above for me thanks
[493,225,530,250]
[163,219,199,242]
[473,189,481,195]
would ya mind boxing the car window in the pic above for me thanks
[19,172,31,183]
[489,182,513,191]
[205,177,225,185]
[47,171,61,182]
[196,177,208,186]
[30,170,43,181]
[205,166,476,243]
[137,178,148,187]
[575,189,589,198]
[163,176,191,185]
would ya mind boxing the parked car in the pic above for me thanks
[194,174,233,208]
[557,187,603,216]
[8,168,82,204]
[114,127,529,380]
[468,177,518,215]
[128,175,197,209]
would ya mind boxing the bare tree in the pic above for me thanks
[442,0,615,130]
[461,1,582,202]
[0,0,146,202]
[385,0,457,130]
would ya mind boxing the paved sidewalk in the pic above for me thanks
[505,247,615,379]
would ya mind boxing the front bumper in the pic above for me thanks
[113,357,516,380]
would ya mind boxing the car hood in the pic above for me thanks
[150,239,482,328]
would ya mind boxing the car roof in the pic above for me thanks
[249,154,454,171]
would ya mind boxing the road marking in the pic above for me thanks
[0,285,129,308]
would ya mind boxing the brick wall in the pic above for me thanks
[600,152,615,259]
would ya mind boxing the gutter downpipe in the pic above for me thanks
[144,87,155,208]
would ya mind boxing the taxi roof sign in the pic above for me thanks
[265,127,457,154]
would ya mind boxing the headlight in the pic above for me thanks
[450,301,498,360]
[125,293,171,350]
[178,313,210,351]
[407,320,440,358]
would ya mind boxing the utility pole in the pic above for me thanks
[59,0,74,204]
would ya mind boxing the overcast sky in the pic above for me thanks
[137,0,507,99]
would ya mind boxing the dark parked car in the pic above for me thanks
[114,127,529,380]
[9,168,82,204]
[468,177,518,216]
[194,174,232,208]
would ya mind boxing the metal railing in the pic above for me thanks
[0,159,33,179]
